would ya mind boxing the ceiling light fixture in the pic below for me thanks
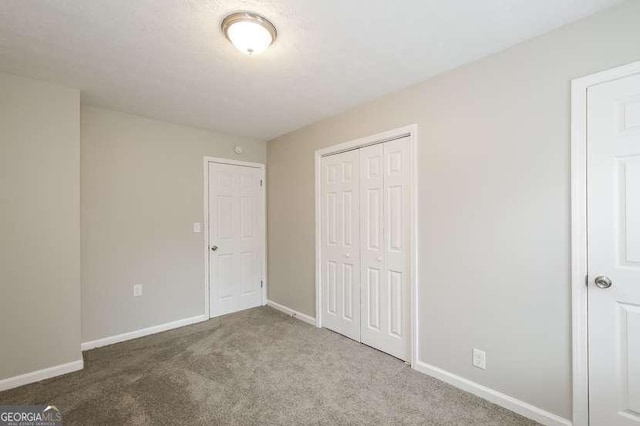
[221,12,277,56]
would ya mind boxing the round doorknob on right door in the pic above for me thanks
[594,275,612,289]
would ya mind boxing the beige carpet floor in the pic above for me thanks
[0,307,537,425]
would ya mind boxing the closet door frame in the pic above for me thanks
[314,124,418,366]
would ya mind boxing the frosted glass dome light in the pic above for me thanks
[222,12,277,56]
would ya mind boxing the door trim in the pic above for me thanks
[314,124,419,366]
[571,60,640,426]
[203,156,267,319]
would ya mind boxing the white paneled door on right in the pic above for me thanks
[321,137,410,361]
[588,72,640,425]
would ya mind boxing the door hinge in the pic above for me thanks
[261,280,263,288]
[260,179,263,187]
[585,274,589,287]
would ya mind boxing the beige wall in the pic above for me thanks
[0,73,81,380]
[81,106,266,342]
[267,1,640,420]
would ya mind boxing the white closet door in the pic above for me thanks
[321,150,361,341]
[361,137,410,361]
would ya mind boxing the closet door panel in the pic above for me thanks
[360,144,386,346]
[382,137,411,360]
[360,138,410,361]
[321,150,361,341]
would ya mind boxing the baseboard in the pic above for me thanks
[81,314,208,351]
[413,361,571,426]
[266,300,316,326]
[0,359,84,393]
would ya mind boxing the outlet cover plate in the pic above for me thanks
[472,348,486,370]
[133,284,143,297]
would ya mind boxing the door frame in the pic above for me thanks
[571,60,640,426]
[203,156,267,319]
[314,124,419,365]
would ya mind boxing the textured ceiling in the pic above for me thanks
[0,0,623,140]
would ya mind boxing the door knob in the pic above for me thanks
[345,253,351,258]
[376,256,382,262]
[211,245,218,251]
[594,275,612,289]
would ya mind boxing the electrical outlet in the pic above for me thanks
[193,222,201,233]
[472,348,486,370]
[133,284,143,297]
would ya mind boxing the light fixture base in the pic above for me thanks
[221,12,277,55]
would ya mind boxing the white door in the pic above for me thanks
[588,72,640,425]
[321,150,361,341]
[360,138,410,361]
[209,162,264,317]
